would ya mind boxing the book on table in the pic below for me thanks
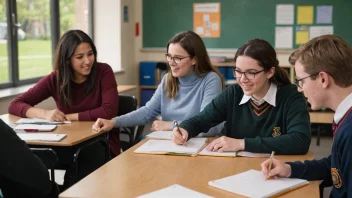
[15,118,71,125]
[134,138,208,156]
[14,124,57,132]
[16,133,67,142]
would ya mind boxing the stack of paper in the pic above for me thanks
[14,124,57,132]
[199,148,271,158]
[16,133,67,142]
[146,131,173,139]
[208,169,309,197]
[134,138,207,156]
[137,184,213,198]
[16,118,71,125]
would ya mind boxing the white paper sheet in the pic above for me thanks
[276,4,294,25]
[147,131,173,140]
[208,169,308,198]
[16,118,71,125]
[16,133,67,142]
[309,26,334,40]
[14,124,57,132]
[275,26,293,49]
[134,138,207,155]
[137,184,213,198]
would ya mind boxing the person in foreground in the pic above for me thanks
[93,30,224,137]
[261,35,352,198]
[8,30,120,188]
[173,38,311,154]
[0,119,53,198]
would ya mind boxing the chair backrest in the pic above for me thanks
[118,94,143,151]
[30,148,60,196]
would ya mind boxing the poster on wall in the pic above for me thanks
[193,2,220,38]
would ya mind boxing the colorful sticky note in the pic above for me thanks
[296,32,309,45]
[297,6,314,24]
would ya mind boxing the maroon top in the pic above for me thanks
[8,62,121,155]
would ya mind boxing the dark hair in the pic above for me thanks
[234,38,291,85]
[54,30,97,107]
[165,30,224,98]
[289,35,352,87]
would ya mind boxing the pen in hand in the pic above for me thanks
[266,151,275,180]
[173,120,187,146]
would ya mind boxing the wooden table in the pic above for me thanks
[309,112,334,146]
[60,140,319,198]
[118,85,137,93]
[0,114,103,146]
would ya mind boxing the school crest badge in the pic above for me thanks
[331,168,342,188]
[272,127,281,137]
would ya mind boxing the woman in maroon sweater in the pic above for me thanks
[8,30,120,188]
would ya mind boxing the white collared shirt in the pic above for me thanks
[239,83,277,107]
[334,93,352,124]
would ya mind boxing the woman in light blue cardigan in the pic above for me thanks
[93,31,224,136]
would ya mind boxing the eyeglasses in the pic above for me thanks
[165,54,190,64]
[294,72,320,88]
[232,69,265,80]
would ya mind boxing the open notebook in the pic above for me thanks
[16,118,71,125]
[208,169,309,198]
[137,184,213,198]
[134,138,208,156]
[16,133,67,142]
[199,148,271,158]
[14,124,57,132]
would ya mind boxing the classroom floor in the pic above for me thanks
[141,122,333,198]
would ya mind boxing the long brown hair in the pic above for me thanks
[165,31,223,98]
[234,39,291,85]
[54,30,98,107]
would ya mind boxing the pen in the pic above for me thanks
[173,120,187,146]
[266,151,275,180]
[24,129,40,132]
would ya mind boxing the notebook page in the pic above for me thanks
[16,133,67,142]
[146,131,173,139]
[137,184,214,198]
[208,169,308,198]
[135,138,207,155]
[14,124,57,132]
[199,147,237,157]
[16,118,71,124]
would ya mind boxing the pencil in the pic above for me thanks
[173,120,186,146]
[266,151,275,180]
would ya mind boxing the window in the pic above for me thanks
[0,0,93,90]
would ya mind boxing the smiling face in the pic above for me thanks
[70,42,95,83]
[167,43,196,78]
[294,60,325,110]
[235,56,274,100]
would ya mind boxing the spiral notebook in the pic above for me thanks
[199,148,271,158]
[208,169,309,198]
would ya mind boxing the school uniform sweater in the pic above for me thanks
[288,93,352,198]
[179,83,311,154]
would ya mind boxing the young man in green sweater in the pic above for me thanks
[173,39,311,155]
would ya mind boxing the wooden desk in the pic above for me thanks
[118,85,137,93]
[60,140,319,198]
[309,112,334,124]
[0,114,103,146]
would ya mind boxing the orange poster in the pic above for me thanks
[193,2,220,38]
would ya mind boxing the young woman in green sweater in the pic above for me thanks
[173,39,311,155]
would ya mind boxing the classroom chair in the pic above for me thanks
[118,94,145,151]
